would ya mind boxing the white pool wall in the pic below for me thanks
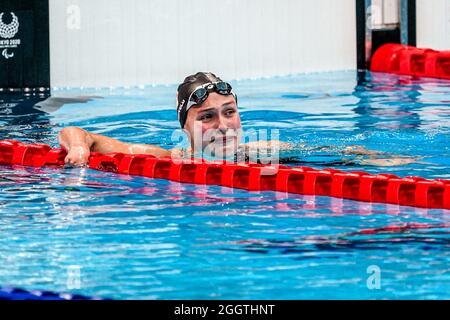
[49,0,356,88]
[416,0,450,51]
[49,0,450,89]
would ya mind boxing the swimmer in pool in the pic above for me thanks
[58,72,418,167]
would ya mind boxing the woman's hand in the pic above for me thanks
[64,145,91,166]
[58,127,94,166]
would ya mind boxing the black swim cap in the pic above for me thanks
[176,72,226,129]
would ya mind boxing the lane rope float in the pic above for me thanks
[371,43,450,80]
[1,139,449,210]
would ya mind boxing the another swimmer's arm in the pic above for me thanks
[58,126,171,165]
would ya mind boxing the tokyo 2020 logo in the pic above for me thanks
[0,12,19,39]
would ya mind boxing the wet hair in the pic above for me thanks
[176,72,223,129]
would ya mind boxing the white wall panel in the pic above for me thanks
[417,0,450,50]
[50,0,356,88]
[383,0,399,25]
[371,0,399,29]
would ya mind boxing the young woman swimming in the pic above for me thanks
[58,72,417,167]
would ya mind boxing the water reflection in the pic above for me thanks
[229,233,450,260]
[353,72,423,130]
[0,93,100,143]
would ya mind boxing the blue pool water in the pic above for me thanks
[0,71,449,299]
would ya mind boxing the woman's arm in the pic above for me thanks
[243,140,294,151]
[58,126,171,166]
[244,141,419,167]
[358,157,419,166]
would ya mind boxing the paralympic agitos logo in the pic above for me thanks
[0,12,21,60]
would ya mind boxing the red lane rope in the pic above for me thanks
[371,43,450,80]
[1,139,450,210]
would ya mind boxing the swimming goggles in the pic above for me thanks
[177,81,238,127]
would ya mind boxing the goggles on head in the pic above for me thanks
[177,81,237,128]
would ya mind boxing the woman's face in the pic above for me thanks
[184,92,242,158]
